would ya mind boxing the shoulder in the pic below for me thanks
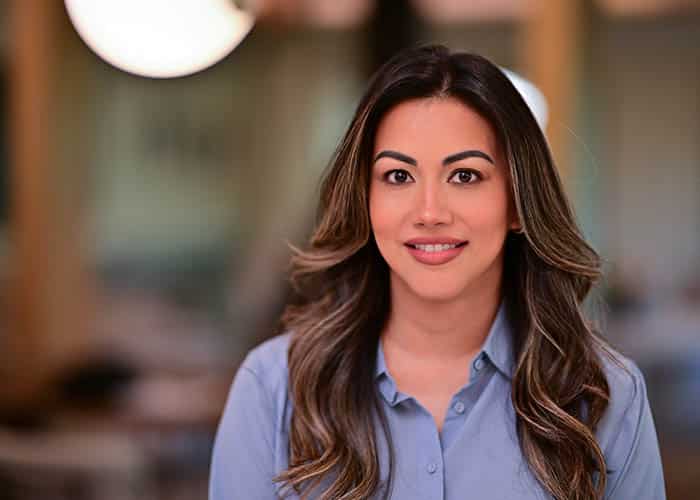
[210,332,294,499]
[597,343,645,420]
[594,343,657,473]
[591,342,666,498]
[595,343,647,439]
[238,330,293,398]
[214,331,293,447]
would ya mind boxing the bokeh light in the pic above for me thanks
[64,0,255,78]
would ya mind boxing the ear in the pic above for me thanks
[507,202,522,232]
[509,222,523,233]
[508,204,524,233]
[506,182,523,232]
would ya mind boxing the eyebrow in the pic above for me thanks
[373,149,495,167]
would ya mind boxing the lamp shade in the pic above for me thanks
[65,0,255,78]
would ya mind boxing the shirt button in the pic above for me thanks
[453,401,465,414]
[427,462,438,474]
[474,356,485,371]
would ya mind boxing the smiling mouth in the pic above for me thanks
[404,241,468,265]
[404,241,468,250]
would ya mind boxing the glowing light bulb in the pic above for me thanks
[500,67,549,130]
[65,0,255,78]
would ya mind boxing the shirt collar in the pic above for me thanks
[374,300,515,405]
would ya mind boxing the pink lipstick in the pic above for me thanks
[404,238,468,266]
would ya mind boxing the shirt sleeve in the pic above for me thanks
[209,359,278,500]
[604,364,666,500]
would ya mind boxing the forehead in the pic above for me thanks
[373,97,499,158]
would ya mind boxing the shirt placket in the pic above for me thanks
[440,352,494,452]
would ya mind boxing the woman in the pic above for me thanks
[210,45,665,500]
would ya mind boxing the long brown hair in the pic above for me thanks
[274,44,615,500]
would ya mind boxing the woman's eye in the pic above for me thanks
[383,169,481,185]
[449,169,481,184]
[384,169,414,184]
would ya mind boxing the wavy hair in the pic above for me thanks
[273,44,615,500]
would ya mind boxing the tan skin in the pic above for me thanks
[368,97,521,433]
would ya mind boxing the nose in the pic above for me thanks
[413,179,452,227]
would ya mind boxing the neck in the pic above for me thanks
[381,269,503,365]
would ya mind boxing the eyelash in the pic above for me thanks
[382,169,483,185]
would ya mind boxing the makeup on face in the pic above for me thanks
[372,149,493,267]
[404,240,468,265]
[373,149,495,187]
[373,149,495,167]
[369,97,511,302]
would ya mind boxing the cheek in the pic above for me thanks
[369,192,407,269]
[369,187,400,237]
[458,186,511,231]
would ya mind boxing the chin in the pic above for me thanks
[401,273,470,303]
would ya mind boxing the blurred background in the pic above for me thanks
[0,0,698,499]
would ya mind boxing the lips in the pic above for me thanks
[404,237,467,247]
[404,239,468,265]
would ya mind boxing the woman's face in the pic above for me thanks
[369,97,519,303]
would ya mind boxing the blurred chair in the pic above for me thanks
[0,428,153,500]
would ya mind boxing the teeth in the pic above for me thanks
[414,243,458,252]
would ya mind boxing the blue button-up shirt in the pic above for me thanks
[210,303,666,499]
